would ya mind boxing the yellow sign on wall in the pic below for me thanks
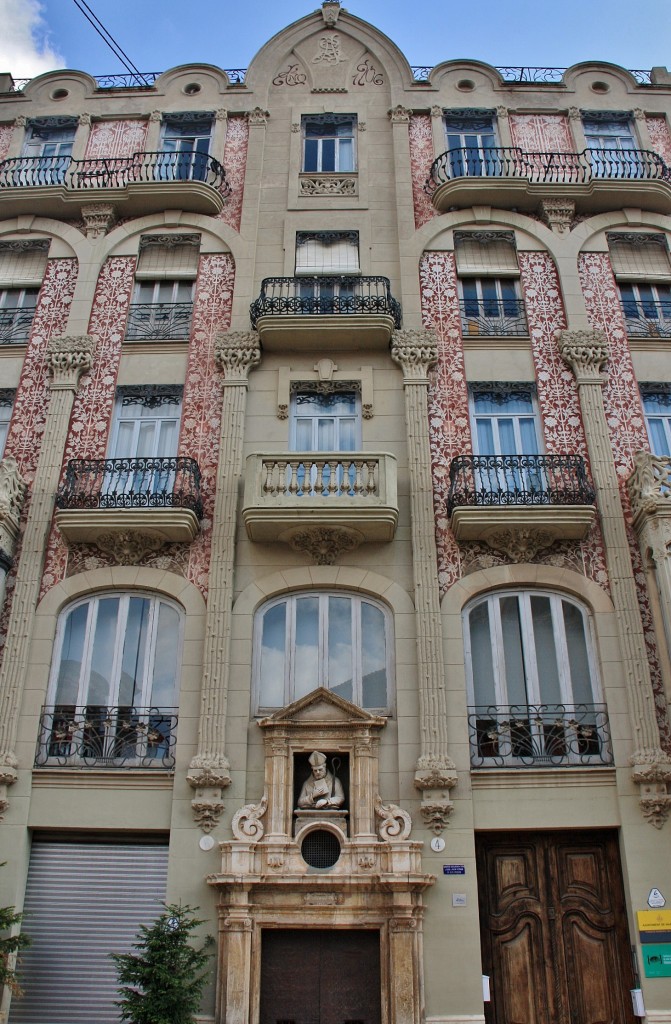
[637,910,671,931]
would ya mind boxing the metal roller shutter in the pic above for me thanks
[10,840,168,1024]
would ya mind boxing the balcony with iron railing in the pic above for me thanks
[425,146,671,214]
[55,456,203,546]
[468,704,613,769]
[125,302,193,341]
[0,150,231,218]
[242,451,398,546]
[35,705,178,770]
[0,305,36,345]
[447,454,597,552]
[460,297,528,338]
[621,298,671,338]
[250,276,402,349]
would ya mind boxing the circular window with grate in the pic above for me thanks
[301,829,341,869]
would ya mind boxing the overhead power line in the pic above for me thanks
[70,0,151,86]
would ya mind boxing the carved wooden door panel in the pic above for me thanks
[476,831,635,1024]
[260,929,381,1024]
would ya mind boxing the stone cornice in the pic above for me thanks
[45,334,95,390]
[214,331,262,381]
[390,329,439,381]
[557,329,608,384]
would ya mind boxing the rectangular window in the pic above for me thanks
[22,119,76,184]
[126,235,199,341]
[642,387,671,455]
[104,386,183,502]
[443,109,497,177]
[290,387,360,452]
[455,232,525,337]
[159,113,212,181]
[302,115,356,172]
[0,287,39,344]
[582,112,637,178]
[0,390,14,456]
[470,384,542,495]
[619,282,671,338]
[295,231,359,275]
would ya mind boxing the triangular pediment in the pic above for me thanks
[259,687,386,727]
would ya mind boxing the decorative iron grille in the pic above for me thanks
[250,275,401,328]
[56,457,203,517]
[468,704,613,768]
[621,298,671,337]
[425,145,670,193]
[0,305,36,344]
[447,454,595,513]
[35,705,178,769]
[125,302,193,341]
[460,297,527,336]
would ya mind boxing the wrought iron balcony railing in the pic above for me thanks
[250,275,402,328]
[621,298,671,337]
[0,150,230,194]
[425,146,670,193]
[0,305,36,344]
[55,457,203,517]
[447,454,595,513]
[468,704,613,768]
[35,705,178,769]
[125,302,193,341]
[460,298,528,336]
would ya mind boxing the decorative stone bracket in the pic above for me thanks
[414,755,458,835]
[631,751,671,829]
[187,755,232,833]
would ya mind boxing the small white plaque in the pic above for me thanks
[482,975,491,1002]
[199,834,215,851]
[452,893,467,907]
[648,888,666,908]
[430,837,445,853]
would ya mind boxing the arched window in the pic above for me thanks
[463,590,611,767]
[254,592,392,713]
[38,593,183,768]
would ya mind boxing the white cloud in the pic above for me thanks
[0,0,64,79]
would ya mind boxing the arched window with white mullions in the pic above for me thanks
[37,593,183,770]
[254,592,393,713]
[463,590,612,768]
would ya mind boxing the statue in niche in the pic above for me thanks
[297,751,345,809]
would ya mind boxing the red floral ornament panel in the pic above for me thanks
[509,114,574,152]
[420,250,471,591]
[409,115,437,230]
[217,116,249,232]
[646,116,671,165]
[39,257,137,598]
[518,250,609,592]
[179,253,235,598]
[84,120,148,159]
[0,124,14,162]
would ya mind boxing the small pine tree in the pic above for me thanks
[0,892,30,997]
[110,903,213,1024]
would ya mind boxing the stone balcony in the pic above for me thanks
[249,276,402,350]
[447,454,596,558]
[425,146,671,215]
[241,452,398,555]
[0,150,230,218]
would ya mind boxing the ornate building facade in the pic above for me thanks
[0,3,670,1022]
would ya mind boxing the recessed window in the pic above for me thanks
[0,287,39,344]
[295,231,359,275]
[0,390,14,457]
[302,115,356,173]
[641,386,671,454]
[455,232,525,337]
[254,592,392,712]
[160,113,212,180]
[291,387,360,452]
[443,109,497,176]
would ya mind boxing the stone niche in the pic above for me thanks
[207,688,434,1024]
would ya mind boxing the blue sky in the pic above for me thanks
[3,0,671,80]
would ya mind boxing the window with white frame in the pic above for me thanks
[290,385,360,452]
[0,238,49,345]
[22,118,76,183]
[295,231,360,275]
[126,234,199,341]
[302,115,356,173]
[39,593,183,767]
[582,112,637,178]
[443,109,497,177]
[608,233,671,338]
[0,390,14,457]
[0,287,39,344]
[464,590,610,766]
[103,386,182,502]
[455,232,526,337]
[469,384,542,498]
[641,386,671,455]
[254,592,392,712]
[160,113,212,181]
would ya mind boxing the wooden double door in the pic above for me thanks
[260,929,381,1024]
[476,831,636,1024]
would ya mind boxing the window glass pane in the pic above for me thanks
[259,603,286,706]
[151,603,180,706]
[562,601,593,705]
[317,418,335,450]
[328,596,353,702]
[338,139,353,171]
[294,597,319,698]
[338,418,356,451]
[88,598,120,705]
[294,418,313,450]
[304,138,319,172]
[519,418,539,454]
[361,602,387,708]
[321,138,335,172]
[54,603,89,704]
[469,601,496,704]
[500,596,528,704]
[118,597,150,706]
[497,418,516,454]
[530,596,561,703]
[648,418,671,455]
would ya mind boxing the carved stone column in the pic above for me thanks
[389,909,425,1024]
[558,330,671,827]
[217,902,254,1024]
[391,329,457,833]
[187,331,261,831]
[0,458,27,610]
[0,335,94,818]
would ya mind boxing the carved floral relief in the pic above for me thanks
[84,119,148,159]
[646,116,671,164]
[509,113,574,153]
[0,124,14,162]
[409,115,437,229]
[217,116,249,233]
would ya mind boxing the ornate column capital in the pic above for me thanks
[539,197,575,235]
[390,328,439,380]
[388,105,413,124]
[557,329,608,384]
[248,107,270,126]
[45,334,95,390]
[214,331,262,382]
[80,202,117,239]
[215,108,228,122]
[0,457,27,557]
